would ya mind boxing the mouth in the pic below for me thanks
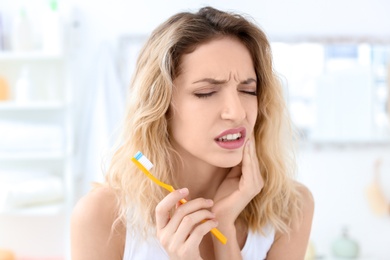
[216,132,243,142]
[214,127,247,148]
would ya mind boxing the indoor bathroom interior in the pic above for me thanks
[0,0,389,259]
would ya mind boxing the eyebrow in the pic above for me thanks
[192,78,257,85]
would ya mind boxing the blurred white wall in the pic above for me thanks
[298,147,390,259]
[66,0,390,40]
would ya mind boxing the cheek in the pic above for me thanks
[246,101,259,126]
[170,103,203,138]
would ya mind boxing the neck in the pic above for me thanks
[174,160,229,200]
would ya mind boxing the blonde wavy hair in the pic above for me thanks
[106,6,302,237]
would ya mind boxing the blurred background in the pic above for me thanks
[0,0,389,259]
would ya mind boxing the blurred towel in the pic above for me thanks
[0,120,63,152]
[4,175,64,208]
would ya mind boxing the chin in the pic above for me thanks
[213,153,243,168]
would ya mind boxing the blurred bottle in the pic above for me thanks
[0,76,10,101]
[41,0,62,54]
[332,227,359,259]
[10,6,34,51]
[67,7,83,51]
[15,66,33,103]
[0,248,15,260]
[0,12,4,50]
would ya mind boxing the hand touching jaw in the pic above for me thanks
[212,136,263,226]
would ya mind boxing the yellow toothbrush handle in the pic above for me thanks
[210,227,227,244]
[132,157,227,244]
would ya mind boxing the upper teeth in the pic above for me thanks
[218,133,242,141]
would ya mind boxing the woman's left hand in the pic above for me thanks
[212,135,264,226]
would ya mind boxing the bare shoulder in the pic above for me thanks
[71,184,125,260]
[267,181,314,260]
[72,184,120,224]
[295,181,315,213]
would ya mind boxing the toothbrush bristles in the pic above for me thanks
[135,151,154,171]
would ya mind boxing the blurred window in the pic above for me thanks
[271,42,390,143]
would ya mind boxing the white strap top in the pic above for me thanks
[123,225,275,259]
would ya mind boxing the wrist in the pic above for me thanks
[212,222,237,244]
[213,209,238,227]
[212,223,242,260]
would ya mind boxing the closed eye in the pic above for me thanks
[240,90,257,96]
[194,91,216,98]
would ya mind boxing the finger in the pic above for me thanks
[242,137,263,195]
[170,209,216,247]
[244,135,256,161]
[166,198,213,234]
[185,219,219,247]
[242,139,253,172]
[156,188,189,230]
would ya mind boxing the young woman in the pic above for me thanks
[71,6,314,260]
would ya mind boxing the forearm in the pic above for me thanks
[213,224,242,260]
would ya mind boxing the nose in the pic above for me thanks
[220,90,246,122]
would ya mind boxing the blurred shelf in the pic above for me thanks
[0,101,65,111]
[0,51,63,61]
[299,139,390,149]
[0,151,65,161]
[0,203,65,217]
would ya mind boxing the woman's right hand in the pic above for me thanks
[155,188,218,260]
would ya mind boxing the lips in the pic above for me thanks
[215,127,246,149]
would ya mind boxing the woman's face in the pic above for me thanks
[169,37,258,168]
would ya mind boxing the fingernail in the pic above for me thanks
[179,188,188,194]
[206,199,213,206]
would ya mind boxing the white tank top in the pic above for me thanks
[123,225,275,259]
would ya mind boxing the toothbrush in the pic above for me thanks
[131,151,227,245]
